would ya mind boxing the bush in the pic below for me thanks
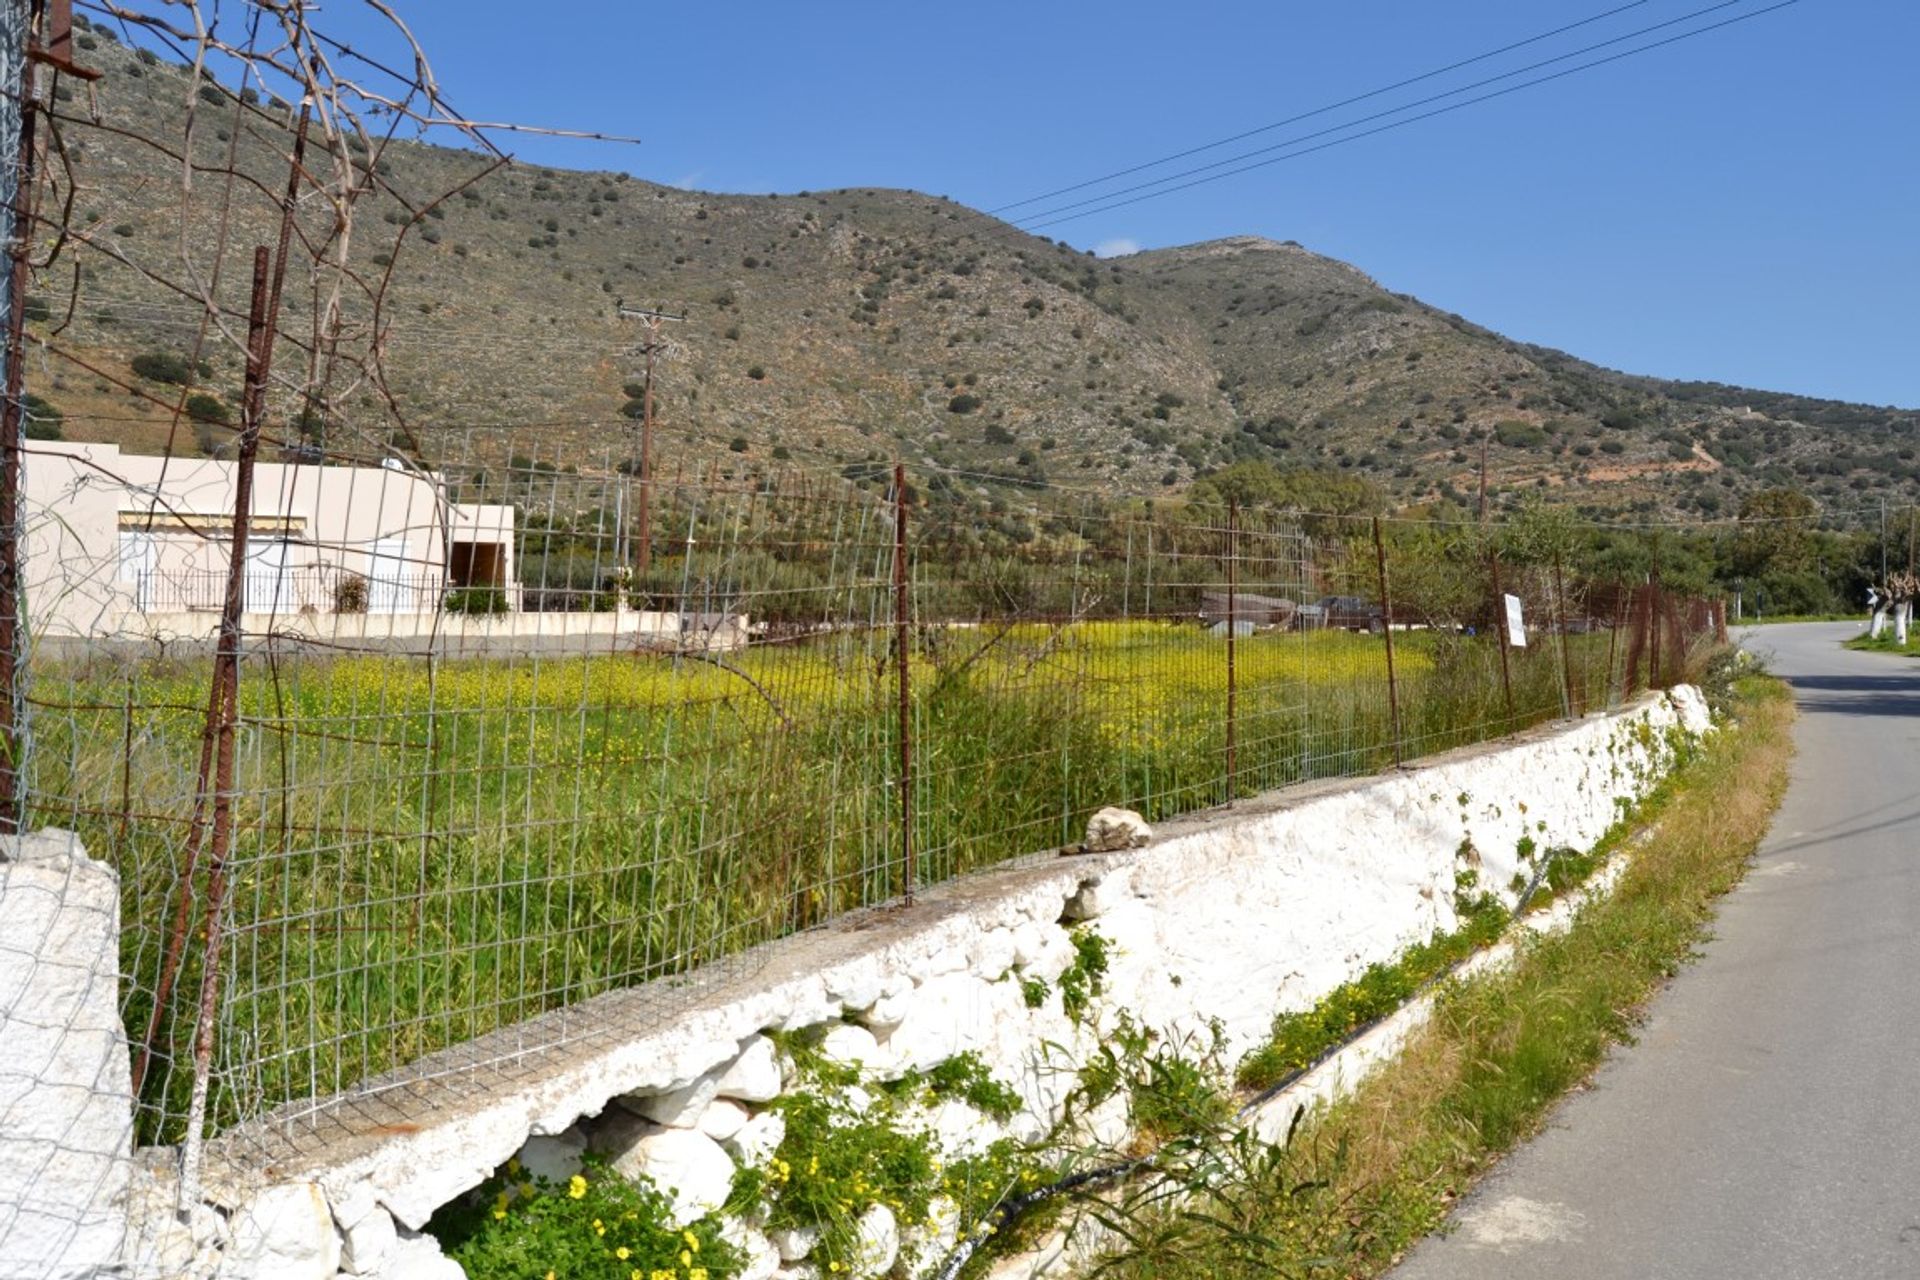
[445,586,509,616]
[1493,420,1547,448]
[746,365,766,380]
[184,393,230,424]
[947,393,981,415]
[433,1156,740,1280]
[131,352,211,385]
[332,573,368,614]
[22,295,49,323]
[983,423,1015,445]
[619,397,648,419]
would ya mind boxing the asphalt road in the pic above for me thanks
[1390,621,1920,1280]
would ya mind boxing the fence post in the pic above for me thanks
[1372,517,1403,767]
[1650,548,1664,689]
[1489,548,1515,723]
[1604,586,1623,706]
[892,462,913,907]
[0,0,38,833]
[1225,500,1238,802]
[1553,550,1578,717]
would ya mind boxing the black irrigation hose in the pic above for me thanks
[927,851,1582,1280]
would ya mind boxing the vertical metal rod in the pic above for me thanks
[1225,499,1238,802]
[639,332,655,578]
[1604,587,1623,706]
[0,0,36,832]
[1553,550,1577,718]
[1490,549,1515,723]
[1372,516,1403,767]
[892,462,913,906]
[179,245,273,1205]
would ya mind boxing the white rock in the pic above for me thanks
[968,927,1017,980]
[852,1202,900,1278]
[1084,806,1151,852]
[715,1035,784,1103]
[921,1099,1006,1160]
[1009,921,1049,969]
[119,1155,226,1279]
[216,1182,340,1280]
[605,1127,735,1227]
[773,1266,820,1280]
[336,1199,398,1276]
[0,830,133,1280]
[629,1071,721,1128]
[724,1110,788,1167]
[721,1219,781,1280]
[827,966,888,1012]
[374,1228,465,1280]
[1669,683,1712,735]
[1020,930,1078,985]
[515,1125,587,1183]
[769,1224,819,1261]
[699,1098,751,1142]
[1063,867,1136,921]
[817,1023,883,1071]
[861,987,915,1034]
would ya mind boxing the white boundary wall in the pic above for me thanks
[86,688,1710,1279]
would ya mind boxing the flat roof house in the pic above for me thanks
[21,442,515,638]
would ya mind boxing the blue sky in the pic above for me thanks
[296,2,1913,406]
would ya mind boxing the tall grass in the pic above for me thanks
[27,622,1626,1140]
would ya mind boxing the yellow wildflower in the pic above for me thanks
[507,1157,522,1175]
[568,1174,588,1199]
[682,1230,700,1253]
[616,1246,631,1260]
[690,1270,708,1280]
[679,1249,692,1267]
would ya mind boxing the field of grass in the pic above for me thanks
[25,621,1624,1140]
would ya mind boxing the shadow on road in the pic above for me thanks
[1781,673,1920,718]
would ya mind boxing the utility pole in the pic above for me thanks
[616,305,685,585]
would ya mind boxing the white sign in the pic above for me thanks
[1504,593,1528,648]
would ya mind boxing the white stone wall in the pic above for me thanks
[133,688,1710,1280]
[0,829,133,1280]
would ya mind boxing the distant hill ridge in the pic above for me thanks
[33,21,1920,522]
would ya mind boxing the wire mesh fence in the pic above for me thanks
[0,1,1734,1216]
[9,434,1730,1155]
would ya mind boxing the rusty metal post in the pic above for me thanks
[1372,516,1403,767]
[179,245,275,1201]
[1604,586,1623,706]
[1553,550,1578,718]
[1225,499,1238,801]
[1489,549,1515,722]
[0,0,39,831]
[892,462,913,906]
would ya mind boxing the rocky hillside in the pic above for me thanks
[29,22,1920,522]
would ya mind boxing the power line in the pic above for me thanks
[987,0,1655,215]
[1015,0,1800,234]
[1009,0,1756,230]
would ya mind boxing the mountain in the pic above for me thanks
[30,22,1920,523]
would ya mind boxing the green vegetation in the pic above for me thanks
[1235,892,1509,1091]
[129,351,212,386]
[434,1155,742,1280]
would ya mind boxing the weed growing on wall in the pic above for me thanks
[433,1155,742,1280]
[1059,927,1111,1024]
[1236,895,1510,1092]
